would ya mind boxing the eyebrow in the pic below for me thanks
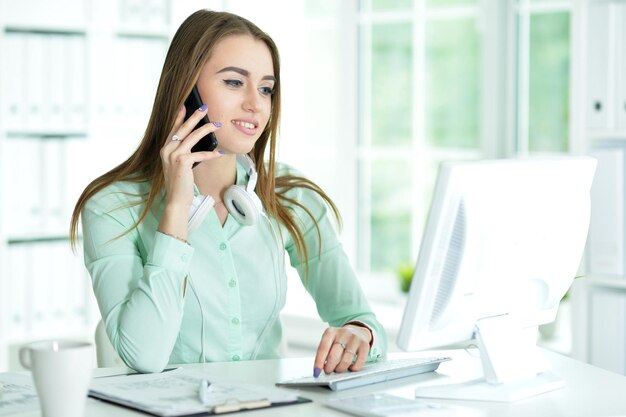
[216,66,276,82]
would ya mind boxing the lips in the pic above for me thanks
[231,119,258,135]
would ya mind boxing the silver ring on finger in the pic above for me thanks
[345,349,357,364]
[171,134,181,141]
[334,341,347,350]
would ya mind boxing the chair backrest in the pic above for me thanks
[95,319,125,367]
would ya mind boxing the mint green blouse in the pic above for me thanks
[82,162,387,373]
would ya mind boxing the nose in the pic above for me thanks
[242,85,262,113]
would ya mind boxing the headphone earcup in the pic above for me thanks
[224,185,262,226]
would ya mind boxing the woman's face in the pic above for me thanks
[197,34,275,155]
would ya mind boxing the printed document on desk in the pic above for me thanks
[89,367,310,416]
[0,373,39,416]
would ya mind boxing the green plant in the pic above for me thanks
[397,263,415,293]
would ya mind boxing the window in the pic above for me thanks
[356,0,482,274]
[356,0,572,276]
[523,4,571,153]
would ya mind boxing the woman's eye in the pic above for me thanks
[224,79,243,87]
[259,86,274,96]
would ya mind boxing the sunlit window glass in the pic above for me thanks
[371,23,413,146]
[425,18,480,148]
[359,0,413,12]
[370,159,412,271]
[528,12,570,152]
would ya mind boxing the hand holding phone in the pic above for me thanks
[184,85,218,154]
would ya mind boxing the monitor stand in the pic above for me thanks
[415,315,565,402]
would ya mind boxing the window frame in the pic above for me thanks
[353,0,574,276]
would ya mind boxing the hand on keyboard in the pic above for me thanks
[313,325,373,377]
[277,356,451,391]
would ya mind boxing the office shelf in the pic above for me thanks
[0,0,171,372]
[571,0,626,377]
[585,276,626,291]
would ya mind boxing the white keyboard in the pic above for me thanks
[276,356,450,391]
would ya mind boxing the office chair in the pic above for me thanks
[95,319,125,367]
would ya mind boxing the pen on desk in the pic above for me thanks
[198,379,212,405]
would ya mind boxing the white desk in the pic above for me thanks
[10,349,626,417]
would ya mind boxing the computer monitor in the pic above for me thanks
[397,156,597,402]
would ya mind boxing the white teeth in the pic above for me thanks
[233,120,255,129]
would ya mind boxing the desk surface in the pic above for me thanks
[10,349,626,417]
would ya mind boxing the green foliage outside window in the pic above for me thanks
[362,4,571,274]
[426,18,480,148]
[528,12,570,153]
[369,159,412,271]
[371,23,413,146]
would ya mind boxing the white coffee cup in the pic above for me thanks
[19,340,93,417]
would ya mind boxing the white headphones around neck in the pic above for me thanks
[188,154,263,232]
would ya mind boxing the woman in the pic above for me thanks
[70,9,387,374]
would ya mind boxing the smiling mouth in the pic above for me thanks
[232,120,257,129]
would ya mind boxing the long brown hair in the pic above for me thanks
[70,10,341,277]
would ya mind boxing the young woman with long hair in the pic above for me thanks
[70,9,386,374]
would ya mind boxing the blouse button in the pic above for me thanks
[219,242,227,251]
[231,317,240,325]
[232,355,240,361]
[228,279,237,288]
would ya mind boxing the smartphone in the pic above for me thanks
[183,85,218,155]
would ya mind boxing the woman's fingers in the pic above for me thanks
[163,106,187,144]
[348,344,368,372]
[164,122,221,165]
[313,328,336,377]
[171,104,210,142]
[172,105,186,131]
[313,327,371,377]
[334,340,361,373]
[162,113,221,167]
[180,150,224,167]
[175,121,221,153]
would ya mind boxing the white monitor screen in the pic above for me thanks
[396,157,596,401]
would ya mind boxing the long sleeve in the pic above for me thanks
[282,174,388,360]
[82,183,194,373]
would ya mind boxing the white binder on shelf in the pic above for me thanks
[68,247,89,330]
[7,244,30,342]
[617,5,626,131]
[588,145,625,276]
[586,3,613,131]
[46,35,67,132]
[25,34,46,132]
[4,138,44,237]
[41,139,66,235]
[47,242,67,332]
[65,35,88,131]
[29,242,53,337]
[21,244,37,341]
[64,138,91,216]
[2,0,86,29]
[2,33,26,132]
